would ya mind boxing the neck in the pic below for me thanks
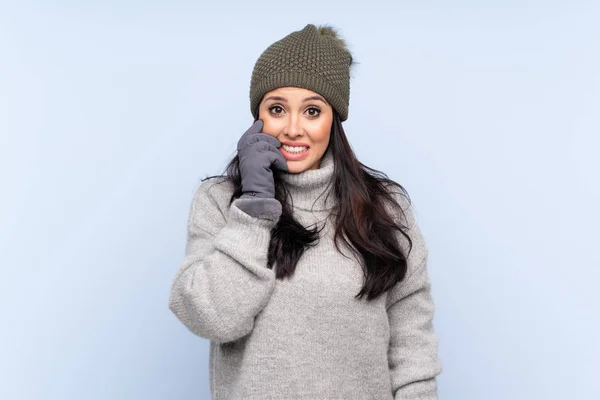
[278,147,336,212]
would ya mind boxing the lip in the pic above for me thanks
[281,141,310,148]
[280,145,310,161]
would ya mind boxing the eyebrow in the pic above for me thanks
[262,95,328,105]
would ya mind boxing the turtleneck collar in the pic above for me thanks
[279,146,337,212]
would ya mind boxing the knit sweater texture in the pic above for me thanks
[168,148,443,399]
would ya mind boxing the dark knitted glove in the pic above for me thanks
[237,119,288,198]
[235,119,288,221]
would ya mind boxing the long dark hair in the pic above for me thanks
[203,110,414,301]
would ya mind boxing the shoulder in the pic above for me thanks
[381,181,428,269]
[381,182,432,305]
[381,181,417,229]
[192,176,235,206]
[187,176,236,234]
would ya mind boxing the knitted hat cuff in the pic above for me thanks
[249,24,352,122]
[250,71,348,121]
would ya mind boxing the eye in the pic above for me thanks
[268,105,284,116]
[306,107,321,118]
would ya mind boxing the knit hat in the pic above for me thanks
[249,24,353,121]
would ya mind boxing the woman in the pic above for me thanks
[169,24,443,399]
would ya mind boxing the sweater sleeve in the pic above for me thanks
[386,201,443,399]
[168,180,279,344]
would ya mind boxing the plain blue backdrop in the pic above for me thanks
[1,1,598,399]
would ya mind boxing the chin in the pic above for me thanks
[286,162,309,174]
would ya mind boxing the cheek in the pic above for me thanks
[258,112,280,136]
[312,117,332,142]
[262,120,280,136]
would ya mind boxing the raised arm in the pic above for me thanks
[168,180,281,343]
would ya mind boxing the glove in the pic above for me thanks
[236,119,288,199]
[234,120,288,221]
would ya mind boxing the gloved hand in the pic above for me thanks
[234,119,288,221]
[237,119,288,199]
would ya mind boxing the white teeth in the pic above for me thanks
[282,145,308,153]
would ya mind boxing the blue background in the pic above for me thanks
[1,1,598,399]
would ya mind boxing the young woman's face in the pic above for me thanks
[258,86,333,173]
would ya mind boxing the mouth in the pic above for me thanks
[281,144,310,160]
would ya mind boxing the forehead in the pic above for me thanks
[264,86,321,98]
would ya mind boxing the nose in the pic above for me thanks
[285,114,303,138]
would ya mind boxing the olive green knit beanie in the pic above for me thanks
[249,24,353,121]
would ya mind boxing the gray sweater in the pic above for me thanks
[168,148,443,399]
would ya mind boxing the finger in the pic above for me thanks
[267,148,289,172]
[249,141,287,170]
[237,120,264,150]
[244,132,282,149]
[249,119,264,134]
[247,139,281,154]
